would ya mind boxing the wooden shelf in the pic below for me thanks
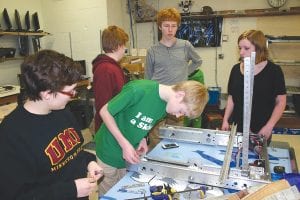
[0,85,20,105]
[0,94,18,105]
[275,62,300,66]
[0,57,24,63]
[0,31,51,63]
[77,79,91,88]
[0,31,50,37]
[276,114,300,129]
[182,7,300,18]
[136,6,300,23]
[286,86,300,95]
[269,39,300,43]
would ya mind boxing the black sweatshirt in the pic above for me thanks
[0,105,95,200]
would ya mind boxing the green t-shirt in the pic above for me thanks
[95,79,167,168]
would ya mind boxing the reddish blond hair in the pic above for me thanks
[102,25,129,53]
[157,8,181,27]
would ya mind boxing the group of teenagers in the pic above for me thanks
[0,7,286,200]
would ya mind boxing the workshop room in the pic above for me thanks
[1,0,300,199]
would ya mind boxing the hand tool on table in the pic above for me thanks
[125,184,207,200]
[150,184,176,200]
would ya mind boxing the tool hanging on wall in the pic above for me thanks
[15,9,29,56]
[32,37,41,53]
[3,8,13,31]
[32,12,42,53]
[178,1,193,13]
[129,0,157,22]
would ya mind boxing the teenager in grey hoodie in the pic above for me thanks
[145,8,202,85]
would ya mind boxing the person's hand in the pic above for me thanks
[257,124,273,140]
[122,140,140,164]
[221,120,230,131]
[136,138,148,156]
[74,177,98,198]
[87,161,103,181]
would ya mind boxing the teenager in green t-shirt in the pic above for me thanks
[95,79,208,195]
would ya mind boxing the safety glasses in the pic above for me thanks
[58,89,77,98]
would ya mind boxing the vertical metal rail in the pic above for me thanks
[242,52,255,170]
[68,32,73,58]
[219,123,237,184]
[99,29,102,54]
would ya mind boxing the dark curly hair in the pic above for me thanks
[20,50,82,101]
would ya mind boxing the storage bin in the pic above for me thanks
[208,87,221,105]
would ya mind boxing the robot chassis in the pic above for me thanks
[135,125,271,191]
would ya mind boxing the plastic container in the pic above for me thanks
[208,87,221,105]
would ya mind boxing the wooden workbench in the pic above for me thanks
[0,86,20,105]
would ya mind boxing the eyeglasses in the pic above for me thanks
[58,89,77,98]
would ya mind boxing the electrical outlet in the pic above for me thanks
[222,35,228,42]
[218,54,224,59]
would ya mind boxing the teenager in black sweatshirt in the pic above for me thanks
[0,50,103,200]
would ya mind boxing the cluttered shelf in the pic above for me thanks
[275,62,300,66]
[0,31,51,63]
[120,56,145,80]
[286,86,300,95]
[0,31,50,37]
[275,114,300,130]
[267,36,300,70]
[0,56,24,63]
[0,78,89,105]
[135,7,300,23]
[0,85,20,106]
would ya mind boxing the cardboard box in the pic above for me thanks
[122,63,144,74]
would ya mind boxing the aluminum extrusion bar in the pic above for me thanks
[159,125,243,147]
[219,124,237,184]
[137,157,270,190]
[144,155,190,167]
